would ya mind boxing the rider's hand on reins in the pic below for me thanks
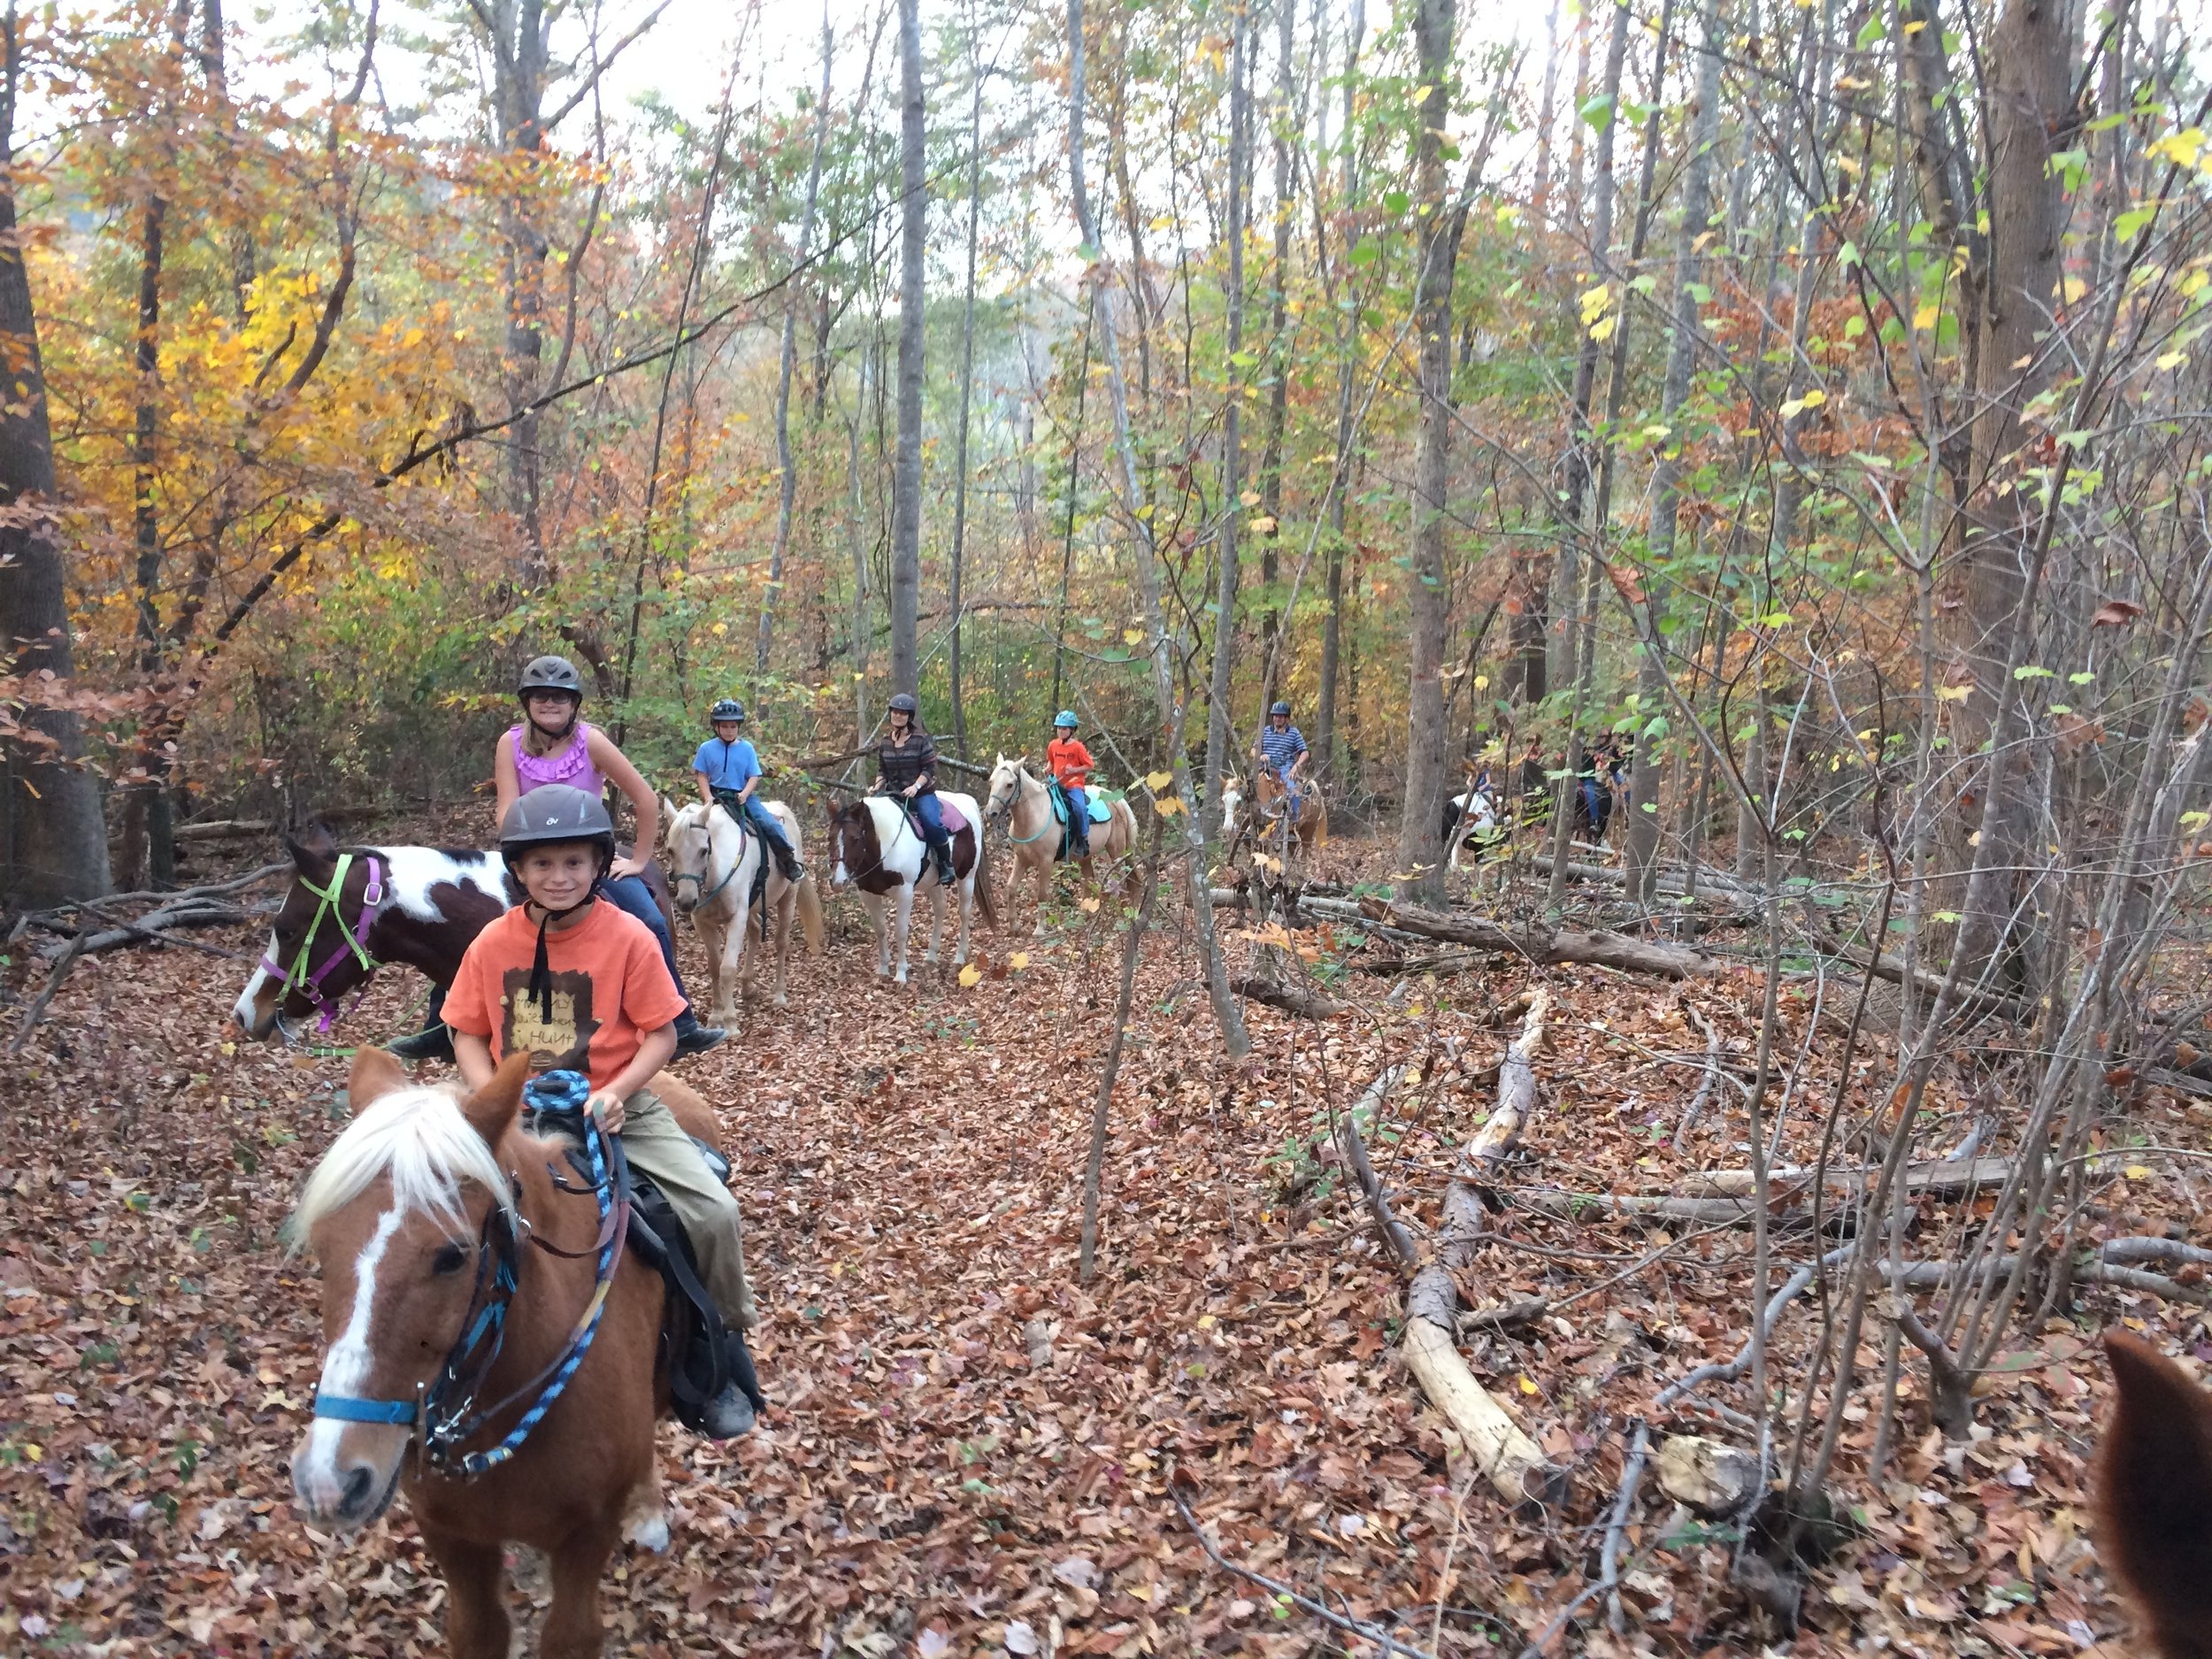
[584,1091,626,1133]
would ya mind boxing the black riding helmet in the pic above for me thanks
[710,698,746,725]
[887,693,918,717]
[497,785,614,1023]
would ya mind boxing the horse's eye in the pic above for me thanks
[431,1242,468,1276]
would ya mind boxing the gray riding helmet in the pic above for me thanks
[519,656,585,698]
[498,785,614,866]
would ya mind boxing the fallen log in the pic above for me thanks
[1517,1190,1817,1228]
[34,900,248,962]
[1306,895,1715,979]
[1675,1156,2016,1202]
[1468,988,1550,1182]
[1231,975,1347,1019]
[173,807,377,842]
[1336,1056,1563,1509]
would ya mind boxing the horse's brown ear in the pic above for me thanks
[284,828,337,881]
[349,1046,410,1112]
[460,1050,533,1148]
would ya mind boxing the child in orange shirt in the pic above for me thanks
[442,784,760,1437]
[1045,710,1094,857]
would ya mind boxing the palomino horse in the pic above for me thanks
[662,798,824,1014]
[980,754,1139,935]
[290,1047,723,1658]
[230,828,676,1045]
[1223,771,1327,858]
[825,791,996,983]
[2095,1329,2212,1656]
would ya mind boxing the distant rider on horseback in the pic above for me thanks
[443,785,761,1438]
[1046,710,1094,859]
[1259,700,1310,824]
[872,693,956,887]
[691,699,804,883]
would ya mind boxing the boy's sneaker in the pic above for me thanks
[672,1015,727,1058]
[387,1024,456,1064]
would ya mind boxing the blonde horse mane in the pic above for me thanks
[293,1083,513,1242]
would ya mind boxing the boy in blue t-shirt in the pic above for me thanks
[691,699,804,881]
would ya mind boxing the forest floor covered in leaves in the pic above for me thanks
[1,827,2199,1656]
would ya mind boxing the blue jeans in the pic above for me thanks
[714,790,797,863]
[599,872,695,1020]
[1064,785,1089,849]
[908,791,949,849]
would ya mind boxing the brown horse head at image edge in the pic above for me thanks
[2096,1329,2212,1659]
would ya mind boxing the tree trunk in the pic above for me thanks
[757,12,833,694]
[1947,0,2072,986]
[1069,0,1249,1058]
[1202,9,1250,833]
[1532,0,1562,235]
[889,0,926,698]
[847,342,873,749]
[0,3,111,906]
[947,9,984,760]
[1312,0,1363,787]
[1622,4,1722,901]
[1394,0,1460,905]
[1256,0,1295,664]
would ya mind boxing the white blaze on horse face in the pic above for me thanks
[293,1205,405,1524]
[232,933,281,1033]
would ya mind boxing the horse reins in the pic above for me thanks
[311,1069,630,1479]
[261,852,385,1038]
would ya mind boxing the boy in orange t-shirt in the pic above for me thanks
[1045,710,1094,856]
[441,784,759,1436]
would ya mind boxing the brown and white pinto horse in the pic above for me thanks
[2096,1329,2212,1657]
[825,791,996,983]
[291,1048,722,1658]
[230,828,672,1043]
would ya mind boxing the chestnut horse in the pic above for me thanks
[1222,772,1326,859]
[290,1048,723,1658]
[2096,1329,2212,1657]
[980,755,1138,935]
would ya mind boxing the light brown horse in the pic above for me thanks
[980,754,1140,935]
[289,1048,721,1658]
[2097,1329,2212,1657]
[1224,769,1327,857]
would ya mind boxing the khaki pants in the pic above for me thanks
[619,1088,756,1332]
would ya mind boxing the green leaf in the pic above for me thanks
[2013,664,2055,680]
[1855,15,1885,48]
[1932,910,1962,924]
[1844,315,1867,340]
[2069,671,2096,685]
[2116,204,2159,242]
[1578,93,1617,133]
[1348,236,1382,267]
[1838,240,1862,267]
[1383,188,1409,215]
[1685,281,1712,303]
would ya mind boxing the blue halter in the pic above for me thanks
[310,1070,628,1478]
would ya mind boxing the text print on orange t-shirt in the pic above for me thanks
[442,902,685,1093]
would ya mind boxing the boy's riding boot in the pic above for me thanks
[702,1328,765,1437]
[386,1022,456,1065]
[780,851,806,883]
[672,1011,727,1058]
[933,843,956,887]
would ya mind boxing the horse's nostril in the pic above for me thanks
[341,1464,373,1513]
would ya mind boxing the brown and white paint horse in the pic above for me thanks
[2096,1329,2212,1657]
[662,798,824,1014]
[291,1047,721,1658]
[980,754,1139,935]
[230,828,672,1044]
[825,791,996,983]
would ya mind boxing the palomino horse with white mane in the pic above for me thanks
[980,754,1140,934]
[290,1048,719,1658]
[661,797,824,1014]
[1221,770,1327,859]
[825,789,996,983]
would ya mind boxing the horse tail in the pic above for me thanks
[1114,799,1140,859]
[972,831,1000,929]
[795,875,826,957]
[1314,799,1329,849]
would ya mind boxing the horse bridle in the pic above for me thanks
[833,795,924,887]
[670,806,750,907]
[989,764,1056,846]
[261,853,385,1040]
[311,1070,631,1480]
